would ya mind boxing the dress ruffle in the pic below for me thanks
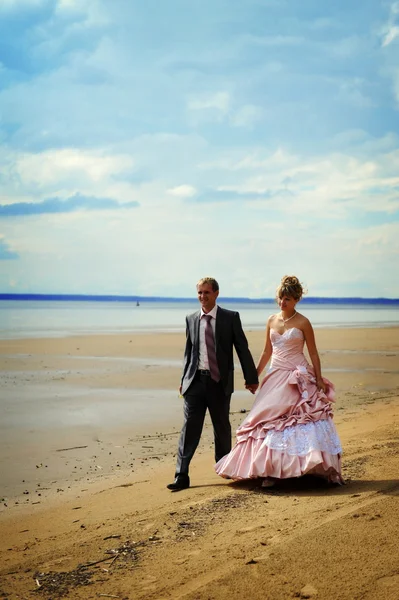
[215,419,343,483]
[215,327,343,484]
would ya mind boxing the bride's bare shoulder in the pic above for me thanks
[296,312,311,328]
[267,313,280,327]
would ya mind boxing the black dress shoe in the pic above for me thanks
[167,475,190,491]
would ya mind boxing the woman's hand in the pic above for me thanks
[316,377,327,393]
[245,383,259,394]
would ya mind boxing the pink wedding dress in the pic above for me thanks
[215,327,343,484]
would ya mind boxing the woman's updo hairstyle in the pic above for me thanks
[276,275,306,302]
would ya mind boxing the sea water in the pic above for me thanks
[0,299,398,339]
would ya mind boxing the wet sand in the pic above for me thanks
[0,327,398,599]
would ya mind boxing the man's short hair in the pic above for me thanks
[197,277,219,292]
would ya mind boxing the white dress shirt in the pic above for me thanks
[198,305,218,370]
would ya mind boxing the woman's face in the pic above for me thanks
[278,295,297,311]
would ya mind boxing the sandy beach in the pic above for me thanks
[0,327,398,599]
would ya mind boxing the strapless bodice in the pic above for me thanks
[270,327,307,369]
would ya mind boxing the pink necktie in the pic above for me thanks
[203,315,220,382]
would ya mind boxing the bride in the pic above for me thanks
[215,275,343,487]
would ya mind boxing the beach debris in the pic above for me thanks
[33,540,142,596]
[178,521,194,529]
[56,445,88,452]
[130,431,179,441]
[103,540,141,567]
[33,566,94,596]
[103,534,122,541]
[171,493,252,540]
[137,454,164,460]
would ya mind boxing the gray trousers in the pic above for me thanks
[175,372,232,476]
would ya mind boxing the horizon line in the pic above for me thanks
[0,293,398,304]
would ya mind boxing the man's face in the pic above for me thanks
[197,283,219,313]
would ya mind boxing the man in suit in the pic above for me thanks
[167,277,259,491]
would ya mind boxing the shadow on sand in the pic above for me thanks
[224,475,399,497]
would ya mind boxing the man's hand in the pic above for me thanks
[245,383,258,394]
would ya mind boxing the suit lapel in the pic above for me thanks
[192,311,200,350]
[215,306,222,347]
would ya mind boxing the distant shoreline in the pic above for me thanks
[1,293,398,304]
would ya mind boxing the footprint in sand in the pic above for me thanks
[298,583,318,598]
[174,557,189,565]
[361,573,399,598]
[236,525,265,534]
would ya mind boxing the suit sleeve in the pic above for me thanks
[181,316,192,385]
[232,312,258,385]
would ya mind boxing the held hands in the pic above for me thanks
[245,383,259,395]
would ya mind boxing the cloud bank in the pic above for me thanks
[0,0,398,297]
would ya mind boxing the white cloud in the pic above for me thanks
[0,0,45,9]
[230,105,264,128]
[329,36,364,58]
[336,78,374,108]
[187,92,230,119]
[381,1,399,46]
[54,0,108,26]
[5,148,134,195]
[167,185,197,198]
[57,0,81,9]
[199,145,399,217]
[188,94,264,128]
[382,25,399,46]
[242,34,304,47]
[198,148,296,173]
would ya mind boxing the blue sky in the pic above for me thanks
[0,0,398,298]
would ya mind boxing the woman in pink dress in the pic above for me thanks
[215,275,343,487]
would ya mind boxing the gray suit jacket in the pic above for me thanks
[180,306,258,397]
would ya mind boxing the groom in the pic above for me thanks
[167,277,259,491]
